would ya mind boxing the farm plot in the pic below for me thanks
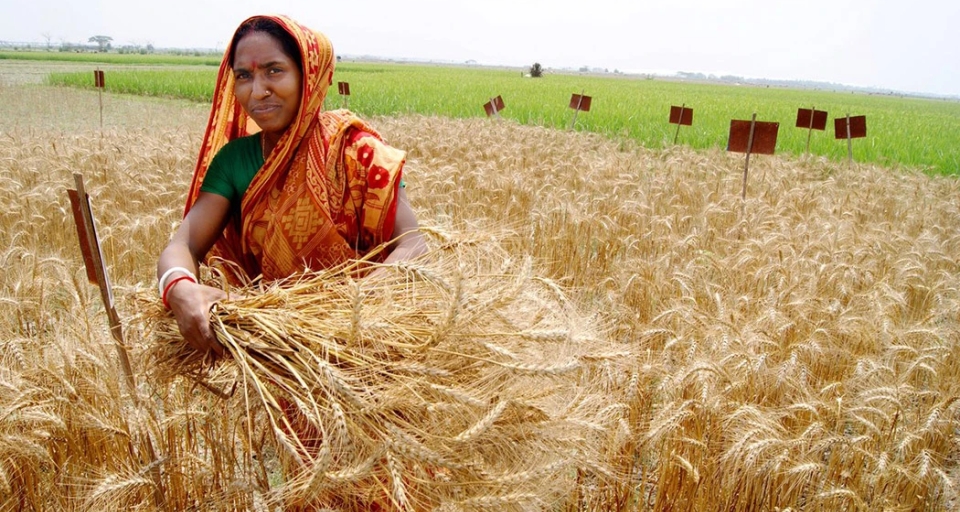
[41,60,960,175]
[1,81,959,511]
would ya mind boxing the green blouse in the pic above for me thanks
[200,133,265,205]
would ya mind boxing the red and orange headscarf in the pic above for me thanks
[186,14,404,284]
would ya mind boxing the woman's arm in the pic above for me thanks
[157,192,232,355]
[383,187,427,264]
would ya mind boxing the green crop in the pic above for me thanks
[0,50,220,66]
[46,61,960,174]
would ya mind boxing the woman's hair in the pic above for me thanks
[228,17,303,73]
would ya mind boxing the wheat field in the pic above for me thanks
[1,78,959,511]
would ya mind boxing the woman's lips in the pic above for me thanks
[251,104,280,116]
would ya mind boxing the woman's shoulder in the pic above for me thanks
[207,133,262,172]
[215,133,260,157]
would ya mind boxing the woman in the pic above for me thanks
[157,15,426,355]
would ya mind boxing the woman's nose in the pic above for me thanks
[253,76,271,98]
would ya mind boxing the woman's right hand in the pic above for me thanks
[165,280,228,356]
[157,192,233,356]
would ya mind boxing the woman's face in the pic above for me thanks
[232,31,302,138]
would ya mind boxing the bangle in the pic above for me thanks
[162,275,196,310]
[158,266,196,296]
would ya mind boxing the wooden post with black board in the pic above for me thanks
[93,69,105,128]
[796,106,827,154]
[568,90,592,130]
[67,173,166,508]
[669,104,693,144]
[68,173,133,389]
[338,81,351,109]
[727,114,779,200]
[834,114,867,164]
[484,95,505,119]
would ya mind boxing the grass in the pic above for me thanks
[0,49,221,66]
[1,76,959,510]
[40,61,960,175]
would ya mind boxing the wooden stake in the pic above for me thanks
[490,97,500,119]
[741,113,757,201]
[70,174,130,379]
[806,105,815,154]
[68,173,167,509]
[845,113,853,164]
[674,103,685,145]
[570,89,584,130]
[96,68,104,129]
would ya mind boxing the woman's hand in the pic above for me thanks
[165,280,228,356]
[157,192,233,356]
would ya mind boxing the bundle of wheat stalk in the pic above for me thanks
[136,227,630,511]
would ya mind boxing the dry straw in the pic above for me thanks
[137,227,629,511]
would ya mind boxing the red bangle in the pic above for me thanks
[162,275,196,309]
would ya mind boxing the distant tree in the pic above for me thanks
[529,62,543,78]
[88,35,112,52]
[41,32,52,50]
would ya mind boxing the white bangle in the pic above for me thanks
[158,266,197,296]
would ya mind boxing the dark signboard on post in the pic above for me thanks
[796,108,827,130]
[728,115,779,200]
[483,95,505,117]
[728,119,779,155]
[569,93,592,112]
[834,115,867,139]
[835,114,867,163]
[669,105,693,126]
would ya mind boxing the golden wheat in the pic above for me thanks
[135,234,626,510]
[1,80,959,511]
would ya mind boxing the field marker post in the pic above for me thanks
[833,114,866,165]
[337,81,351,109]
[742,113,757,200]
[795,107,827,155]
[68,174,131,387]
[669,104,693,144]
[674,104,685,144]
[727,114,779,201]
[845,114,853,163]
[483,95,505,119]
[67,173,167,509]
[568,90,591,130]
[94,68,105,129]
[571,90,583,129]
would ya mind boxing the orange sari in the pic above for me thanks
[186,14,404,284]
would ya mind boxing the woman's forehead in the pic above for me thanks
[234,32,295,67]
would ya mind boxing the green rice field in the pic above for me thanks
[33,55,960,175]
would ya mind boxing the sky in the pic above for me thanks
[2,0,958,96]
